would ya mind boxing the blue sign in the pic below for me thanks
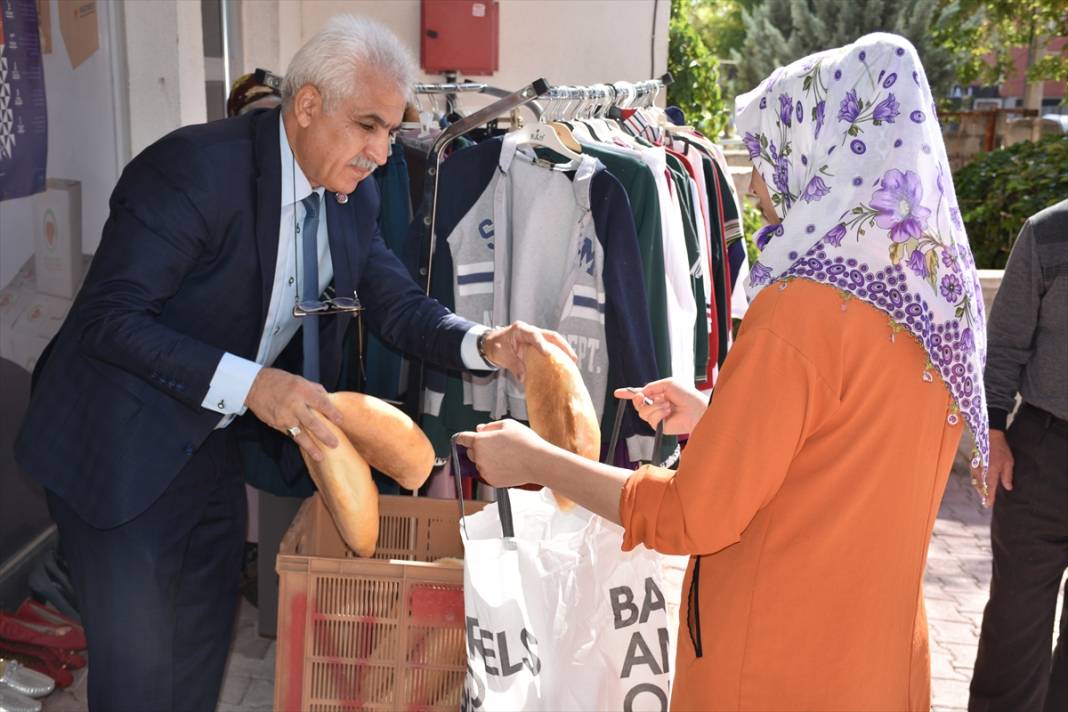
[0,0,47,202]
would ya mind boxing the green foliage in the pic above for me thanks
[933,0,1068,87]
[689,0,756,58]
[668,0,730,138]
[741,198,765,265]
[954,135,1068,268]
[731,0,959,97]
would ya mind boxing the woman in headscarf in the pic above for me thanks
[456,33,988,710]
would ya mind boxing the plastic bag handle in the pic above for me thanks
[605,395,666,467]
[451,433,515,539]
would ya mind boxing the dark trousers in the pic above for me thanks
[971,404,1068,712]
[48,430,247,712]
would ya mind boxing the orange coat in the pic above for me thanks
[621,279,962,711]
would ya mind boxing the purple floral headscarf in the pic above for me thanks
[735,33,989,469]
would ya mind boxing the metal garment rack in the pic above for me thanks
[539,72,673,118]
[403,78,552,423]
[402,72,675,467]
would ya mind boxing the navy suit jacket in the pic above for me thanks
[15,108,473,528]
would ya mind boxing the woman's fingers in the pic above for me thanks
[454,430,477,451]
[638,402,672,427]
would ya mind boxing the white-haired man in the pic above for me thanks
[15,16,569,711]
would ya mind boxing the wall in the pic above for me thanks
[122,0,206,157]
[276,0,670,100]
[0,0,123,287]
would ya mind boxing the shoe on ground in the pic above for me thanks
[0,614,86,651]
[0,659,53,698]
[0,685,41,712]
[13,602,85,647]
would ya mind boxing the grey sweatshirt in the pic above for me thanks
[984,199,1068,429]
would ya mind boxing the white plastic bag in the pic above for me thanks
[462,489,685,711]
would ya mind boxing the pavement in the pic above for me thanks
[40,465,1062,712]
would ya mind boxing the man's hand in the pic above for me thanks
[973,429,1014,507]
[245,367,344,461]
[480,321,577,380]
[614,378,710,436]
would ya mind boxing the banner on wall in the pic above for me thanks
[0,0,47,202]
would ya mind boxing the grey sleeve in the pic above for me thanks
[983,220,1041,427]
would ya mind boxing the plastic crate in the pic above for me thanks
[274,493,485,712]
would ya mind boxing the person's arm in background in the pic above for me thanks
[977,220,1042,506]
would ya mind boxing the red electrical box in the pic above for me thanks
[420,0,499,76]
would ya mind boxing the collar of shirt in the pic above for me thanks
[279,115,325,207]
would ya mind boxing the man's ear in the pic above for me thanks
[293,84,323,129]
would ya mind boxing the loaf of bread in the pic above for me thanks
[328,392,436,490]
[299,413,378,557]
[522,343,601,509]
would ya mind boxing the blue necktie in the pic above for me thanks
[300,193,321,382]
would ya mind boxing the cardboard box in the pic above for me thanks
[33,179,82,299]
[8,331,52,374]
[11,292,72,341]
[0,285,32,363]
[0,254,93,374]
[7,293,72,374]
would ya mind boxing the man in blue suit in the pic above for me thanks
[15,15,567,711]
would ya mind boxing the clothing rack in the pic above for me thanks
[540,72,674,120]
[404,78,552,422]
[412,81,544,121]
[402,73,676,464]
[413,82,489,94]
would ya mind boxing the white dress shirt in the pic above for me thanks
[201,115,490,428]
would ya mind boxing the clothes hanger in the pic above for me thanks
[545,86,584,153]
[511,123,583,170]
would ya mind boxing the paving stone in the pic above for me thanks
[942,641,980,668]
[949,591,992,614]
[241,678,275,708]
[931,652,968,681]
[926,597,966,622]
[931,618,980,645]
[932,677,972,709]
[218,672,252,706]
[924,581,955,601]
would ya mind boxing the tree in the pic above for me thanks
[668,0,731,138]
[933,0,1068,106]
[731,0,958,97]
[689,0,760,58]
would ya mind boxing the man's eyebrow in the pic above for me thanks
[354,112,401,131]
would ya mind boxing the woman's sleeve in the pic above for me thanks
[619,325,837,555]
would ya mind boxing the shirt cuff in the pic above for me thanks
[202,352,262,415]
[988,407,1009,431]
[461,325,497,371]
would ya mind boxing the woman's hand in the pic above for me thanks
[613,378,710,436]
[457,419,630,524]
[455,420,550,489]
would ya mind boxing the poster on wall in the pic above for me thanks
[58,0,95,69]
[0,0,48,202]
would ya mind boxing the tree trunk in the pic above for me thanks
[1022,33,1047,140]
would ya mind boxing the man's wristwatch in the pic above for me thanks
[477,329,495,367]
